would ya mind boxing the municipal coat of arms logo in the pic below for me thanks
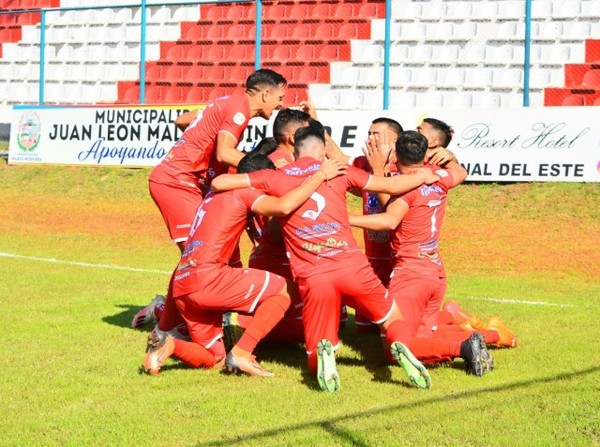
[17,112,41,152]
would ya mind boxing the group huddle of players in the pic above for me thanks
[131,69,517,392]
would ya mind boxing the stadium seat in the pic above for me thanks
[339,91,364,109]
[313,23,335,41]
[206,45,225,61]
[145,86,163,103]
[492,68,523,89]
[333,3,356,19]
[358,66,383,88]
[390,91,417,108]
[561,94,585,106]
[186,45,204,63]
[319,45,340,61]
[358,3,384,18]
[421,2,448,21]
[432,45,460,65]
[296,45,315,62]
[291,24,311,40]
[186,86,205,103]
[580,70,600,89]
[164,86,183,103]
[204,65,225,83]
[185,65,205,83]
[264,4,287,21]
[357,44,383,64]
[464,68,493,89]
[228,45,249,63]
[390,44,409,63]
[288,4,310,20]
[552,0,581,19]
[408,67,437,88]
[437,67,466,88]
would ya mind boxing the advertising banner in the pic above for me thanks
[8,104,599,182]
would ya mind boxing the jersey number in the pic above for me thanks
[301,192,326,220]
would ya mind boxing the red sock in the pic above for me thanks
[172,338,216,368]
[158,271,185,332]
[236,294,289,352]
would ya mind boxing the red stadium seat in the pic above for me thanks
[163,65,182,83]
[145,64,162,83]
[187,65,205,82]
[313,4,331,18]
[184,26,202,42]
[594,96,600,106]
[333,3,356,18]
[562,94,585,106]
[339,23,362,39]
[358,3,384,18]
[289,4,310,19]
[204,65,225,83]
[186,86,206,103]
[205,45,225,61]
[204,6,225,22]
[272,45,292,62]
[122,86,140,103]
[581,69,600,88]
[165,44,185,62]
[297,66,319,83]
[264,4,287,21]
[228,65,251,83]
[206,25,225,41]
[296,45,315,61]
[291,23,311,40]
[319,45,339,61]
[208,87,228,101]
[267,24,289,40]
[228,45,249,63]
[145,86,163,103]
[314,23,335,40]
[186,45,204,63]
[164,86,183,103]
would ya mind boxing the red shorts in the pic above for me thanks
[249,254,301,317]
[174,265,287,348]
[368,257,394,288]
[389,267,447,338]
[298,260,393,356]
[149,180,203,244]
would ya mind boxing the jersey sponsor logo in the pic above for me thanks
[302,237,349,254]
[283,163,321,176]
[233,112,246,126]
[420,184,444,196]
[366,194,380,210]
[435,168,449,178]
[295,222,340,239]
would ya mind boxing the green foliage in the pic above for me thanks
[0,165,599,446]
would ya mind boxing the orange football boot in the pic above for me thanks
[486,317,518,347]
[442,300,484,331]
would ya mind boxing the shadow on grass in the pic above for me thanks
[103,303,150,331]
[196,365,600,447]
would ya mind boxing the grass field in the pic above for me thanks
[1,161,599,446]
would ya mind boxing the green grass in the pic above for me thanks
[1,164,599,446]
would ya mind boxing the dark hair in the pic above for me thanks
[246,69,287,93]
[395,130,428,165]
[372,117,403,136]
[252,137,278,156]
[293,121,326,157]
[272,108,311,144]
[423,117,453,147]
[237,151,276,174]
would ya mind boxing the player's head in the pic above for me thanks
[395,130,428,167]
[417,117,453,149]
[246,69,287,120]
[252,137,278,157]
[293,121,326,161]
[237,151,276,174]
[272,108,311,146]
[369,117,403,142]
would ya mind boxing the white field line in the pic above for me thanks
[0,251,171,275]
[1,251,595,308]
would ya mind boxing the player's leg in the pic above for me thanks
[298,275,342,391]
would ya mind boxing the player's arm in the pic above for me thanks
[427,147,457,167]
[175,110,199,131]
[443,159,468,188]
[299,91,349,163]
[215,131,245,167]
[211,158,347,192]
[349,197,408,231]
[365,169,438,195]
[252,161,347,217]
[363,132,394,206]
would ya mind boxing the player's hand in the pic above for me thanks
[427,147,456,166]
[319,158,348,180]
[413,166,439,185]
[299,90,318,120]
[363,133,392,176]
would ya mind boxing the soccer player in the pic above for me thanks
[132,69,287,334]
[142,151,347,377]
[212,123,444,392]
[349,131,496,375]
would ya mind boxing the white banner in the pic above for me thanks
[8,104,600,182]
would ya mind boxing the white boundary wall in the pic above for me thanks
[8,104,600,182]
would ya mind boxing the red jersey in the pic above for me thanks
[247,148,295,263]
[248,157,371,279]
[149,93,251,189]
[173,188,265,295]
[391,166,455,276]
[268,147,295,166]
[352,155,397,261]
